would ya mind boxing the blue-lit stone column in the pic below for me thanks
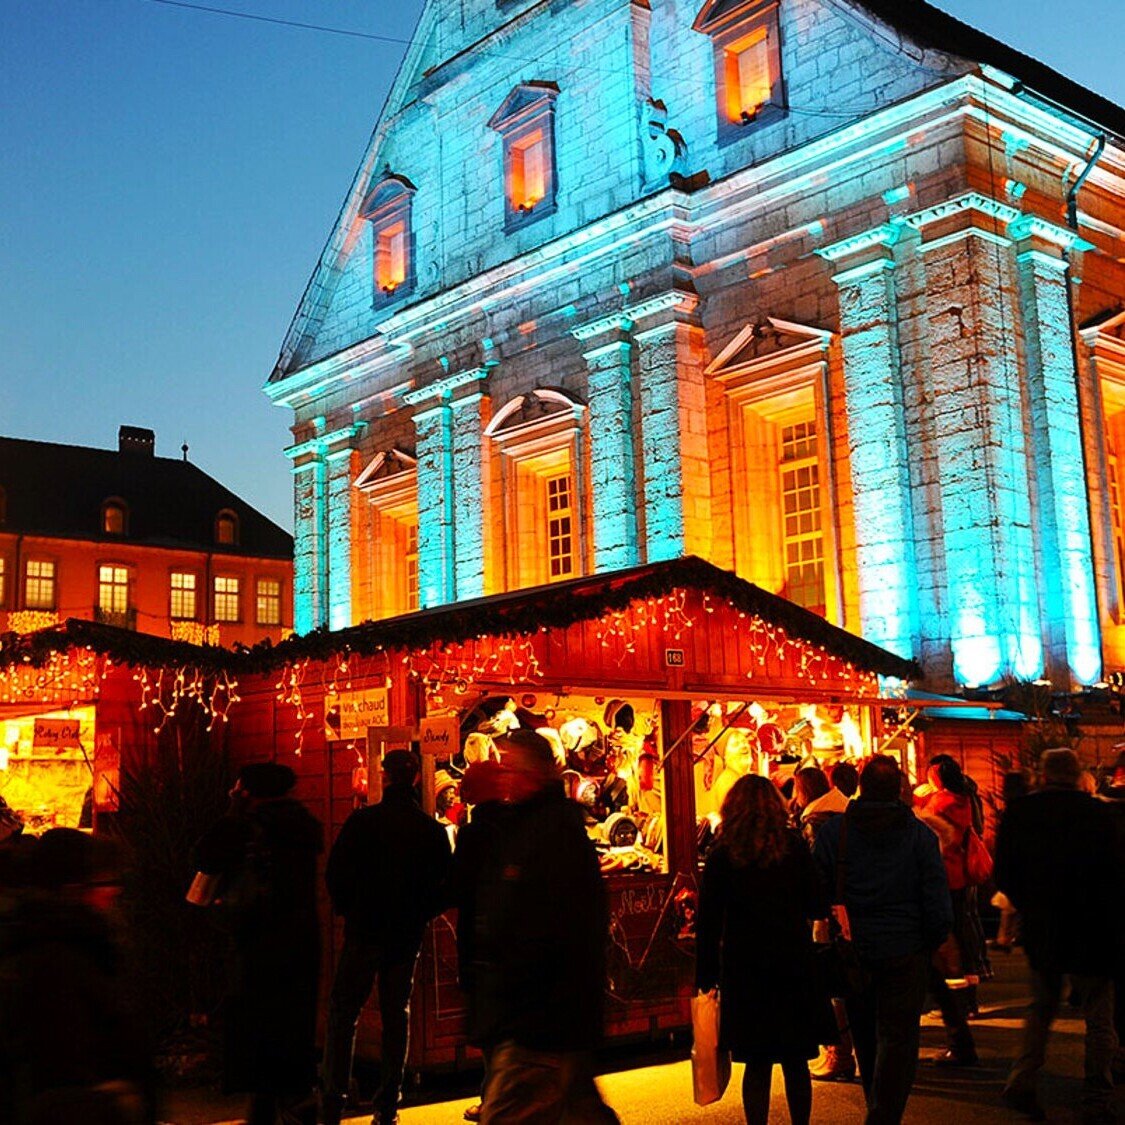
[325,442,359,631]
[573,320,640,571]
[632,294,711,564]
[290,454,326,634]
[909,194,1042,686]
[1013,218,1101,685]
[407,368,490,607]
[820,227,920,662]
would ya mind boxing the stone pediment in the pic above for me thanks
[486,389,585,440]
[706,318,833,379]
[693,0,775,36]
[487,82,559,132]
[355,449,417,491]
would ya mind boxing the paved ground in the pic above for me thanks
[163,950,1123,1123]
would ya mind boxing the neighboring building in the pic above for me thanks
[265,0,1125,696]
[0,427,293,648]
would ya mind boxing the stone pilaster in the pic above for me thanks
[450,391,489,600]
[908,194,1041,685]
[573,323,640,571]
[1013,219,1101,685]
[411,401,454,608]
[820,226,919,662]
[325,444,358,631]
[632,294,711,563]
[290,456,325,634]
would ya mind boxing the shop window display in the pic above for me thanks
[425,693,667,875]
[692,699,867,833]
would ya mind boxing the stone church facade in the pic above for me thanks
[266,0,1125,694]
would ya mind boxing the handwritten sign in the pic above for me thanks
[33,718,82,752]
[94,730,120,812]
[418,715,459,758]
[326,688,389,742]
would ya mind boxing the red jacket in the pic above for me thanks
[918,790,972,891]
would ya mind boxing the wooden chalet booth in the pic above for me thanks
[225,557,917,1070]
[0,620,237,834]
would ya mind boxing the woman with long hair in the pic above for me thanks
[696,775,835,1124]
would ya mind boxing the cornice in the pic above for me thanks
[284,422,366,462]
[402,365,491,408]
[816,223,902,264]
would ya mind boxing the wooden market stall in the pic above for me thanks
[224,557,918,1070]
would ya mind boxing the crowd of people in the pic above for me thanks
[0,736,1121,1125]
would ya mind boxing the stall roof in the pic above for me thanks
[1,557,919,680]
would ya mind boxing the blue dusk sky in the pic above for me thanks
[2,0,1121,532]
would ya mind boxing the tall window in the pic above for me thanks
[779,422,825,614]
[256,578,281,626]
[405,523,420,611]
[695,0,784,143]
[25,559,56,610]
[489,83,559,232]
[0,557,6,608]
[361,176,416,307]
[170,571,197,620]
[547,474,575,580]
[97,565,131,625]
[213,575,240,623]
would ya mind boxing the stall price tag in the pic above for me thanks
[664,648,685,667]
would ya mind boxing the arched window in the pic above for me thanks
[102,499,128,536]
[486,389,586,588]
[215,509,239,546]
[360,175,416,307]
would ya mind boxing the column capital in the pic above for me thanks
[571,288,699,344]
[403,364,492,408]
[283,421,365,461]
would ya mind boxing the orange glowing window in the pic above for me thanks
[256,577,281,626]
[724,27,772,123]
[171,571,197,621]
[546,474,574,580]
[510,130,547,212]
[214,575,240,623]
[25,559,55,611]
[376,221,407,294]
[98,564,130,615]
[405,523,419,611]
[0,557,6,608]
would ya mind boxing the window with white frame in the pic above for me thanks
[170,571,197,620]
[25,559,56,610]
[709,319,838,621]
[405,522,420,611]
[488,83,559,232]
[486,389,585,591]
[213,575,240,623]
[695,0,784,143]
[98,564,130,615]
[361,175,416,307]
[256,577,282,626]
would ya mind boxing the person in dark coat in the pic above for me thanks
[814,755,952,1125]
[469,729,618,1124]
[995,747,1123,1123]
[193,762,323,1125]
[696,774,834,1125]
[0,830,153,1125]
[321,749,452,1125]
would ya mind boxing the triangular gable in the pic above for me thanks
[487,82,559,132]
[706,318,832,377]
[354,449,417,491]
[693,0,775,36]
[269,1,441,383]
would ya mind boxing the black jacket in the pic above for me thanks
[325,783,452,958]
[468,784,607,1053]
[995,787,1123,976]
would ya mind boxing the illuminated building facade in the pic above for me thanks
[267,0,1125,694]
[0,428,293,649]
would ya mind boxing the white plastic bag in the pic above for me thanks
[691,989,731,1106]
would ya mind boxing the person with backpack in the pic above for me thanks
[192,762,323,1125]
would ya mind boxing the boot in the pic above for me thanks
[809,1044,856,1082]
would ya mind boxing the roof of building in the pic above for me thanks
[858,0,1125,138]
[0,435,293,560]
[2,556,920,681]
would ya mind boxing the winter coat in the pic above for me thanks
[994,787,1123,976]
[468,783,607,1053]
[917,789,974,891]
[325,782,452,959]
[193,797,323,1096]
[0,892,153,1124]
[799,787,849,843]
[696,832,835,1062]
[813,799,952,961]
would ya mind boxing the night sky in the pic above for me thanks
[2,0,1121,532]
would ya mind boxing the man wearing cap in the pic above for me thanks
[322,750,452,1125]
[996,747,1124,1123]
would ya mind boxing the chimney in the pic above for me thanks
[118,426,155,457]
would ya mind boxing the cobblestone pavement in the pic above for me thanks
[166,950,1123,1123]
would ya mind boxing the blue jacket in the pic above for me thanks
[813,800,951,961]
